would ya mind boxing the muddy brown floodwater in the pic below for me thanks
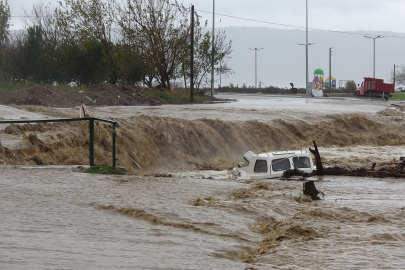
[1,166,405,269]
[1,95,405,269]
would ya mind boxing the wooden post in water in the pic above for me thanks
[309,140,324,175]
[303,181,321,200]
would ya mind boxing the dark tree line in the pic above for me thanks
[0,0,233,89]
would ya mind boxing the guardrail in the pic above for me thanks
[0,117,118,167]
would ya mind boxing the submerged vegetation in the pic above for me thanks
[84,165,128,175]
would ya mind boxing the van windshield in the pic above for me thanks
[293,157,311,168]
[271,158,291,172]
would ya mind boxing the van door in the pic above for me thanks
[250,159,270,179]
[271,158,292,177]
[292,156,313,173]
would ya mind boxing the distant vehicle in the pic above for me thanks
[354,77,394,100]
[231,150,314,180]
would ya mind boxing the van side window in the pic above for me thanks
[254,160,268,173]
[293,157,311,168]
[272,158,291,172]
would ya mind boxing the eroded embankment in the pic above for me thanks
[0,113,404,173]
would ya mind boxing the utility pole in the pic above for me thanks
[306,0,309,96]
[248,48,265,89]
[210,0,215,96]
[190,5,194,103]
[364,35,383,78]
[394,64,396,88]
[329,47,332,91]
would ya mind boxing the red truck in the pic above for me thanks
[354,77,394,100]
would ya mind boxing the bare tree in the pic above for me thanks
[392,65,405,87]
[22,1,62,43]
[197,29,233,89]
[178,18,233,91]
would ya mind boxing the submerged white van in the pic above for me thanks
[232,151,314,180]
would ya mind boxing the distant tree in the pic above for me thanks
[114,43,146,84]
[22,1,63,43]
[2,32,27,82]
[0,0,10,47]
[25,26,45,83]
[0,0,10,75]
[58,0,119,83]
[392,65,405,87]
[22,2,66,84]
[78,39,109,85]
[345,80,357,91]
[117,0,190,89]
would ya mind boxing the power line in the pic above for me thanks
[11,8,405,39]
[332,53,405,61]
[195,9,405,39]
[333,47,405,55]
[334,52,405,58]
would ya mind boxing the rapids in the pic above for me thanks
[1,95,405,172]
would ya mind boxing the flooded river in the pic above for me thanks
[1,95,405,269]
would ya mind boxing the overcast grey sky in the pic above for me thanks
[9,0,405,33]
[192,0,405,33]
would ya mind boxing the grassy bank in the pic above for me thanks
[0,80,87,92]
[0,81,36,90]
[390,92,405,101]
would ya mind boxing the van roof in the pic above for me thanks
[257,151,306,157]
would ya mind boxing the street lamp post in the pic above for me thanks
[306,0,308,96]
[364,35,383,78]
[297,0,314,97]
[210,0,215,96]
[298,42,314,94]
[248,48,264,89]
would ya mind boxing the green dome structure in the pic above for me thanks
[314,68,324,75]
